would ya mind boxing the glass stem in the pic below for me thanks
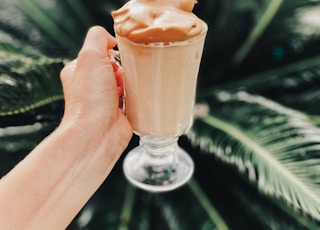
[140,137,179,183]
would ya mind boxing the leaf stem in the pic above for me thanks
[13,0,78,56]
[65,0,95,28]
[188,179,229,230]
[232,0,283,65]
[118,184,136,230]
[0,95,64,116]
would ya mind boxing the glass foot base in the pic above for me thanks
[123,137,194,192]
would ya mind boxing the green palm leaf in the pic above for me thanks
[0,34,64,116]
[189,89,320,222]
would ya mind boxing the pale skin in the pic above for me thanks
[0,26,132,229]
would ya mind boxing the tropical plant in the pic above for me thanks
[1,0,320,229]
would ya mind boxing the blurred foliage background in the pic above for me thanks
[1,0,320,229]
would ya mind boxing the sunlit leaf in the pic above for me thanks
[189,90,320,225]
[0,52,64,116]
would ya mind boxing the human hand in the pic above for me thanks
[60,26,132,143]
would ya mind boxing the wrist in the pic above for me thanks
[57,109,132,163]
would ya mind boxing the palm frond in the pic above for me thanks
[0,55,64,116]
[189,90,320,221]
[10,0,79,56]
[0,36,64,116]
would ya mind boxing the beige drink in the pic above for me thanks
[116,23,207,137]
[112,0,207,192]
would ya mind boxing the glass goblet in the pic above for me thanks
[115,23,207,192]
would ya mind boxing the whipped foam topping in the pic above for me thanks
[112,0,203,43]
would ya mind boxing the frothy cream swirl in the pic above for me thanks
[112,0,203,43]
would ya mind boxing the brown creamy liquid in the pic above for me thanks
[117,23,207,137]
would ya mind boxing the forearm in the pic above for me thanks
[0,114,131,229]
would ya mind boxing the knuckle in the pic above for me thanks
[60,60,76,81]
[78,47,104,61]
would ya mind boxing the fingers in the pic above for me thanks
[62,26,117,81]
[111,61,125,110]
[110,61,124,97]
[58,26,131,142]
[60,59,77,82]
[72,26,116,84]
[62,58,125,98]
[61,25,125,95]
[60,26,125,112]
[76,26,117,72]
[82,26,117,50]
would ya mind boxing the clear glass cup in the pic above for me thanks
[115,22,207,192]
